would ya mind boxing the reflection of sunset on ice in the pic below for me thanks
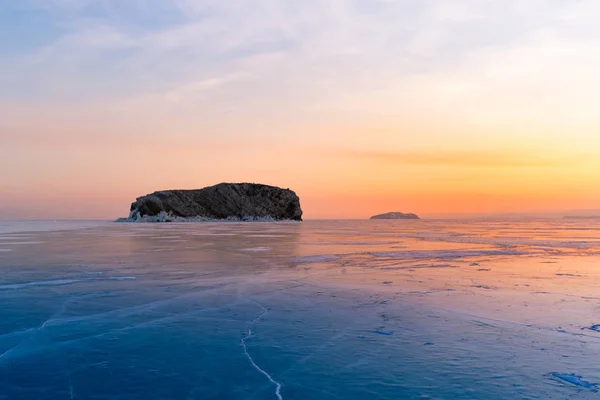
[1,219,600,398]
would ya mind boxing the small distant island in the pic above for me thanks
[370,212,420,220]
[118,183,303,222]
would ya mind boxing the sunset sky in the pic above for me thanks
[2,1,600,219]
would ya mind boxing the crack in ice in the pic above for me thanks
[241,300,283,400]
[0,348,12,360]
[69,378,74,399]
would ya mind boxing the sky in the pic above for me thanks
[2,0,600,219]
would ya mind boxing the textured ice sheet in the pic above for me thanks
[399,232,600,249]
[242,247,271,252]
[370,249,527,259]
[550,373,598,390]
[1,219,600,399]
[291,255,340,264]
[0,276,136,290]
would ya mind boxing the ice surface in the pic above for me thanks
[370,249,527,259]
[291,255,340,264]
[550,373,597,390]
[242,247,271,252]
[0,276,136,290]
[586,324,600,332]
[241,300,283,400]
[1,219,600,399]
[0,241,45,245]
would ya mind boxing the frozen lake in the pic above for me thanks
[1,219,600,399]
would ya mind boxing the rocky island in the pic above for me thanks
[118,183,303,222]
[370,212,420,220]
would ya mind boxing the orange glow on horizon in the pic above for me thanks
[2,141,599,219]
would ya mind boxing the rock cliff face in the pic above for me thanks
[370,212,419,220]
[121,183,303,222]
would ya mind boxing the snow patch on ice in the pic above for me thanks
[107,276,136,281]
[0,241,44,245]
[242,247,271,252]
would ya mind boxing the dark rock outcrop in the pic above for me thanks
[370,212,419,220]
[120,183,303,222]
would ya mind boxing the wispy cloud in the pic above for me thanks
[164,73,250,103]
[3,1,600,217]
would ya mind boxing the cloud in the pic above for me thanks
[164,73,249,103]
[3,1,600,151]
[2,1,596,138]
